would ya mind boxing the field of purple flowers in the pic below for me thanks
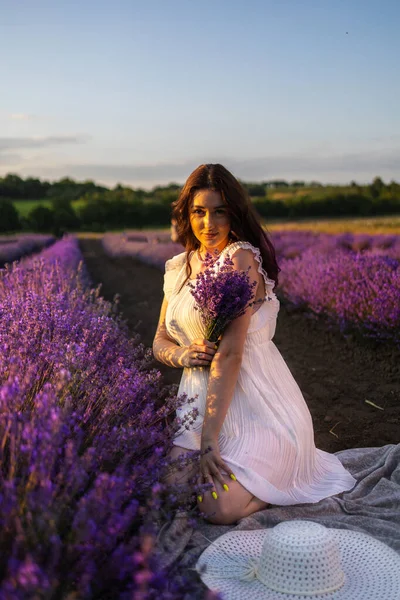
[0,235,210,599]
[102,230,400,347]
[0,234,55,267]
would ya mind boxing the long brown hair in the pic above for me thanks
[171,163,281,294]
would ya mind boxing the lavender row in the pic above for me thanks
[0,235,204,599]
[272,231,400,344]
[278,249,400,345]
[102,231,183,270]
[102,229,400,268]
[271,230,400,261]
[101,231,400,345]
[0,233,55,267]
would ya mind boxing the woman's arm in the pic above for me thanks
[152,296,187,368]
[201,248,260,443]
[153,297,219,369]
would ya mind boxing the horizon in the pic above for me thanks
[1,0,399,190]
[1,170,396,193]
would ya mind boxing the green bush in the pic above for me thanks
[53,207,81,236]
[0,199,21,232]
[3,174,399,232]
[27,205,54,232]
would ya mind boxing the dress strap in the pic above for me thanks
[220,240,276,292]
[165,251,186,272]
[163,251,187,301]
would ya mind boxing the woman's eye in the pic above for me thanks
[193,209,225,215]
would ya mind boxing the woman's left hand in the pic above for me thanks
[200,436,234,496]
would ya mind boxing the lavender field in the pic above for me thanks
[102,229,400,347]
[0,235,205,598]
[1,228,398,598]
[0,233,55,267]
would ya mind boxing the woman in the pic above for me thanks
[153,164,356,525]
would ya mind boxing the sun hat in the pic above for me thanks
[195,520,400,599]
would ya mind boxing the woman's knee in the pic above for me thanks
[197,477,269,524]
[198,491,242,525]
[199,499,239,525]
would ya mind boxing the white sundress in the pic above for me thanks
[163,241,357,505]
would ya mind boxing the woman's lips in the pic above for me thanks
[204,233,217,238]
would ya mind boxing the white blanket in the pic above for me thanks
[157,444,400,597]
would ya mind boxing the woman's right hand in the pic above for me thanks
[181,338,218,368]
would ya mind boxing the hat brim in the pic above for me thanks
[196,526,400,599]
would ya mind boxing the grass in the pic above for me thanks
[13,199,52,217]
[266,184,360,200]
[12,199,86,217]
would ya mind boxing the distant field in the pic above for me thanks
[265,184,361,200]
[76,215,400,236]
[13,199,52,217]
[13,199,86,217]
[266,214,400,234]
[11,200,400,235]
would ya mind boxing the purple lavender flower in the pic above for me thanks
[0,235,208,598]
[188,250,257,343]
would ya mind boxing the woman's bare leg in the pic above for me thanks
[163,446,269,524]
[162,445,198,486]
[199,473,269,525]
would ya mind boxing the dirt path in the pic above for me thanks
[79,237,400,453]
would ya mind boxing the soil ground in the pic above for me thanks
[79,237,400,453]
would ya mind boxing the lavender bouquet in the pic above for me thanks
[188,249,258,344]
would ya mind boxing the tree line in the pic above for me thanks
[0,173,399,234]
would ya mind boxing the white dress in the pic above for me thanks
[163,241,356,505]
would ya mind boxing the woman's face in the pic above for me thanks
[189,189,231,253]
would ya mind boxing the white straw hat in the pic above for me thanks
[196,520,400,599]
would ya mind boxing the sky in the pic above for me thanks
[0,0,399,190]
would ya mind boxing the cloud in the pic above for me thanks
[8,113,34,121]
[32,145,400,186]
[229,147,400,178]
[0,153,23,166]
[366,134,400,144]
[0,134,90,153]
[2,144,399,188]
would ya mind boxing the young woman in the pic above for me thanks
[153,164,356,525]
